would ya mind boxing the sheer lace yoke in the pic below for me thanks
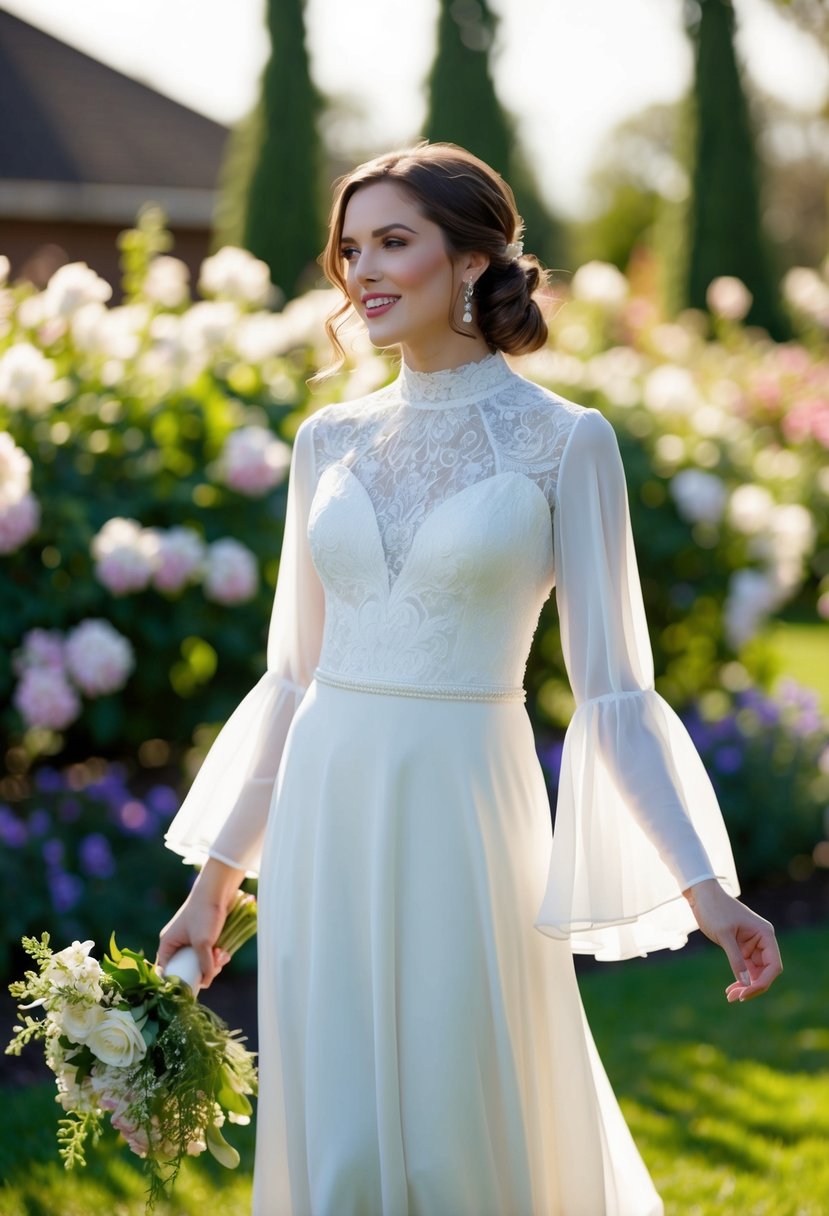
[311,352,582,588]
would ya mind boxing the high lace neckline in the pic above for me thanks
[396,350,516,408]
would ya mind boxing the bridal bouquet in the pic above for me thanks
[5,892,257,1210]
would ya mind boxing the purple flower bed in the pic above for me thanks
[0,760,195,976]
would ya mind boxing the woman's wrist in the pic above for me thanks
[194,856,247,902]
[682,876,721,905]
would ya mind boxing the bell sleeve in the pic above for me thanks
[164,416,324,876]
[534,408,740,960]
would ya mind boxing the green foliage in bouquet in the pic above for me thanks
[6,896,257,1211]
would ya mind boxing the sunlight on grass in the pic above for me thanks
[1,926,826,1215]
[580,924,829,1216]
[764,621,829,714]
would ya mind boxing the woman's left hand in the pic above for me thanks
[683,878,783,1002]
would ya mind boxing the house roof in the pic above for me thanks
[0,8,230,223]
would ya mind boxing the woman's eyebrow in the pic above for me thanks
[340,223,418,243]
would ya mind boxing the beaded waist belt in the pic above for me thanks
[313,667,526,703]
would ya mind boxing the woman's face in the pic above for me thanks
[339,181,487,369]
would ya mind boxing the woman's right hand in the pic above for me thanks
[157,858,246,990]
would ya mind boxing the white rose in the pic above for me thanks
[60,1002,105,1043]
[87,1009,147,1067]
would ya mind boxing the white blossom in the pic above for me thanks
[670,468,728,525]
[143,256,190,308]
[723,569,781,648]
[87,1009,147,1068]
[706,276,752,322]
[0,432,32,507]
[782,267,829,325]
[727,484,775,534]
[0,342,59,411]
[199,246,274,308]
[643,365,700,415]
[570,261,629,308]
[71,302,148,360]
[42,262,112,319]
[180,300,240,353]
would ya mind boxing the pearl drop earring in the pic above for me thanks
[462,279,474,324]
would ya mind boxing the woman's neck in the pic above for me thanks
[397,334,493,373]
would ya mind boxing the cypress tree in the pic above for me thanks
[685,0,788,337]
[423,0,567,271]
[242,0,325,298]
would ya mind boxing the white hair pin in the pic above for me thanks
[505,239,524,261]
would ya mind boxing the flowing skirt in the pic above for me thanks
[252,679,663,1216]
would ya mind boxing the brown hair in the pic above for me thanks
[314,140,551,377]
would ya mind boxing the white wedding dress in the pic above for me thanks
[165,350,739,1216]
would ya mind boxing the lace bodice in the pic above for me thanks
[305,352,583,691]
[312,352,581,587]
[165,349,739,962]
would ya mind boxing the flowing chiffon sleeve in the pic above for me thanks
[534,408,739,960]
[164,416,324,876]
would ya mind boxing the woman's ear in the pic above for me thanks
[460,251,490,284]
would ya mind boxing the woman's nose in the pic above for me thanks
[355,250,379,283]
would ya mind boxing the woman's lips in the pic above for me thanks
[363,297,400,318]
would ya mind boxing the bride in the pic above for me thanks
[158,141,782,1215]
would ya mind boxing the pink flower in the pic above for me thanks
[782,397,829,448]
[217,425,291,496]
[203,539,258,605]
[12,628,65,676]
[0,492,40,553]
[112,1113,150,1157]
[91,518,154,594]
[218,426,291,497]
[147,527,205,593]
[13,666,81,730]
[64,619,135,696]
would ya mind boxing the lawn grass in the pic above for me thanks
[579,923,829,1215]
[763,620,829,714]
[1,925,826,1215]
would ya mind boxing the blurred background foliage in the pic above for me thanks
[1,0,828,972]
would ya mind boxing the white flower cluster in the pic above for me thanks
[91,516,258,604]
[0,432,40,553]
[28,940,160,1157]
[783,260,829,330]
[26,940,149,1144]
[198,246,275,308]
[668,468,817,646]
[12,621,135,731]
[0,342,62,412]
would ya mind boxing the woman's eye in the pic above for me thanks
[341,238,407,262]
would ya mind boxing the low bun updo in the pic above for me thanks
[318,140,552,371]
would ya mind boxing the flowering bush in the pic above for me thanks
[0,210,346,760]
[0,213,826,794]
[520,259,829,717]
